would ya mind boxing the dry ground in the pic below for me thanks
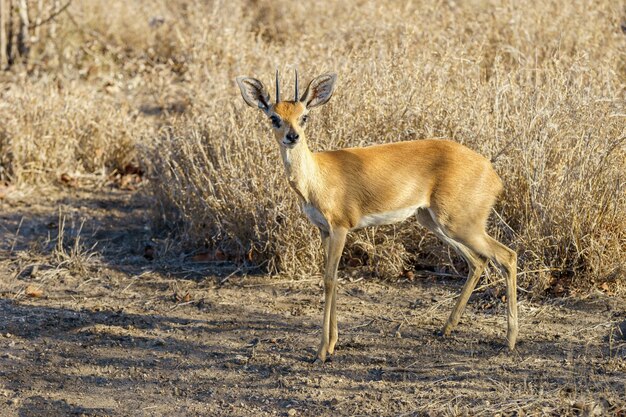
[0,189,624,417]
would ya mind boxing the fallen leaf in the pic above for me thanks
[123,163,144,177]
[59,173,78,187]
[119,175,136,191]
[173,292,191,303]
[25,285,43,298]
[191,252,212,262]
[214,249,227,261]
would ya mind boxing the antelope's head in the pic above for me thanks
[236,71,337,149]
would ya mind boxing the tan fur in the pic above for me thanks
[273,103,502,232]
[273,101,305,122]
[238,73,518,363]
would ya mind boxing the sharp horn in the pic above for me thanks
[294,68,299,101]
[275,69,280,103]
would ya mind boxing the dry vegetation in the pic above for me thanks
[1,1,625,291]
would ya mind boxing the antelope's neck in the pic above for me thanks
[279,137,319,203]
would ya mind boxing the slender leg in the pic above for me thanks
[315,226,347,363]
[417,209,488,337]
[505,257,518,350]
[328,282,338,355]
[465,233,519,349]
[418,208,518,349]
[489,239,518,350]
[319,229,339,354]
[442,254,487,335]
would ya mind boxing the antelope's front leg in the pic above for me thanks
[315,227,347,363]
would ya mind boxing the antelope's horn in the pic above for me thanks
[275,69,280,103]
[294,68,299,101]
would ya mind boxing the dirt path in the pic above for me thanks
[0,189,624,416]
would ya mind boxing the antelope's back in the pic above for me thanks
[313,139,503,226]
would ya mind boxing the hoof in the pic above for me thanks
[441,323,454,337]
[507,339,517,351]
[436,327,451,337]
[507,330,518,350]
[313,351,333,364]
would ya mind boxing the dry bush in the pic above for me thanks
[0,78,151,185]
[0,0,184,185]
[151,115,322,274]
[1,0,624,294]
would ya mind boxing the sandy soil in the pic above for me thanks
[0,188,624,417]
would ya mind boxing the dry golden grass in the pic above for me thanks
[1,0,624,295]
[0,78,151,185]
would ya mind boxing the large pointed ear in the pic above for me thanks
[236,77,271,113]
[300,73,337,109]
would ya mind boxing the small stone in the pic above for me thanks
[233,355,248,365]
[287,409,297,416]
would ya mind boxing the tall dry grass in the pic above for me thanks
[1,0,624,295]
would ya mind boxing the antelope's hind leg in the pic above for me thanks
[444,225,518,349]
[442,250,487,336]
[415,210,488,337]
[478,235,518,349]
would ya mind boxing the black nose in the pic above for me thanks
[286,132,299,143]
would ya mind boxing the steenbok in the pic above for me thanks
[236,70,518,363]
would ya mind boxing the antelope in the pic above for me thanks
[236,70,518,363]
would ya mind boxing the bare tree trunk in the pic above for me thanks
[0,0,6,69]
[16,0,28,61]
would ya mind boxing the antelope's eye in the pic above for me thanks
[301,115,309,125]
[270,115,282,128]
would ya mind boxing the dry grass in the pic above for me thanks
[1,0,624,295]
[0,79,150,185]
[2,209,101,302]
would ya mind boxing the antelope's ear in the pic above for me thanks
[236,77,271,112]
[300,73,337,109]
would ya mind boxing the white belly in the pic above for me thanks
[302,203,330,231]
[356,206,419,229]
